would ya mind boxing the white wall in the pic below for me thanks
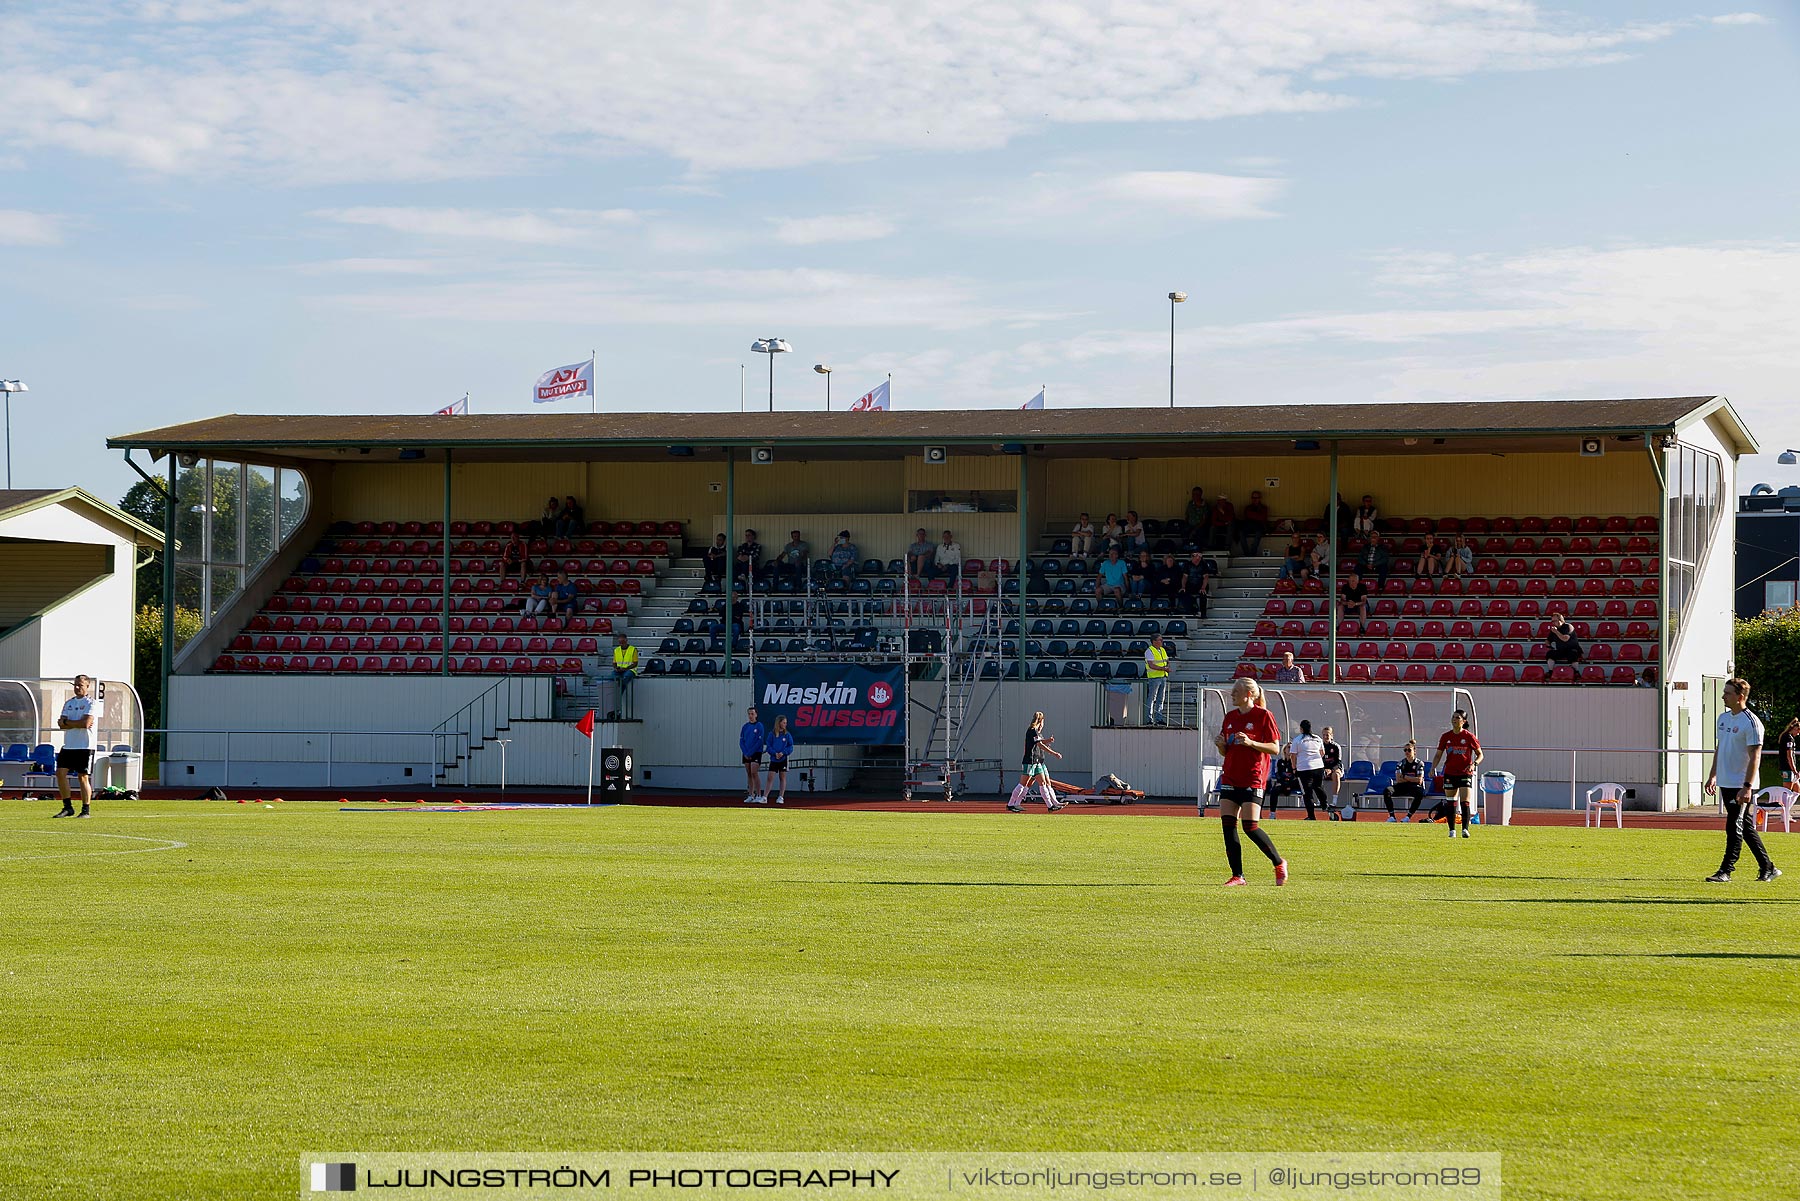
[0,502,140,688]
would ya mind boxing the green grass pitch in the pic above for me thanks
[3,800,1794,1200]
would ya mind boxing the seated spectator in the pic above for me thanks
[703,534,729,586]
[1358,535,1392,589]
[827,530,859,581]
[1330,493,1354,546]
[1070,513,1096,558]
[1182,550,1217,617]
[1340,569,1371,621]
[1416,536,1446,578]
[1152,553,1183,603]
[551,571,581,626]
[1122,510,1147,555]
[555,495,584,538]
[1383,740,1429,821]
[907,528,935,579]
[1277,534,1307,581]
[539,496,561,536]
[1208,494,1235,551]
[775,529,809,583]
[1097,512,1122,555]
[1096,547,1129,600]
[730,595,751,638]
[1237,490,1270,556]
[1128,550,1153,596]
[1545,613,1583,664]
[1637,666,1659,689]
[1274,651,1307,684]
[1352,494,1378,540]
[1307,538,1329,577]
[1445,534,1473,578]
[734,529,763,581]
[522,571,553,617]
[929,529,963,581]
[500,532,527,582]
[1184,486,1209,532]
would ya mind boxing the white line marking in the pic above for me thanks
[0,829,188,863]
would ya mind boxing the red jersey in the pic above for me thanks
[1220,705,1282,789]
[1438,729,1481,775]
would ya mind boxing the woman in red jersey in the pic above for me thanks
[1213,677,1289,887]
[1431,708,1484,838]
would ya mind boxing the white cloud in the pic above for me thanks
[1711,13,1770,25]
[292,257,445,275]
[0,209,64,246]
[311,207,641,244]
[957,169,1286,235]
[770,214,896,246]
[1092,171,1286,219]
[0,2,1689,180]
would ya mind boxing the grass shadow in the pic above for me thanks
[1482,897,1800,906]
[1563,952,1800,960]
[784,880,1173,888]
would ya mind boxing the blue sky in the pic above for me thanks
[1,1,1797,501]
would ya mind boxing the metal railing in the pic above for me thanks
[151,727,469,789]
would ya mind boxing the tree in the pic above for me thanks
[1735,609,1800,733]
[134,604,203,741]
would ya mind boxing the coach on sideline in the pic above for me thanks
[1704,677,1780,884]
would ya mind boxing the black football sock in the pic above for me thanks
[1242,819,1282,865]
[1221,816,1244,877]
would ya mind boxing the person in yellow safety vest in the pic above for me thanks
[611,633,639,720]
[1144,633,1171,726]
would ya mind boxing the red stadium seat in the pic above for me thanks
[1476,621,1503,639]
[1626,535,1653,554]
[1264,598,1289,616]
[1412,642,1437,661]
[1470,642,1495,661]
[1521,665,1546,683]
[1610,666,1637,684]
[1587,644,1614,663]
[1491,665,1517,683]
[1403,664,1428,682]
[1383,641,1409,660]
[1374,663,1400,683]
[1234,663,1258,679]
[1549,665,1576,682]
[1342,664,1372,682]
[1595,621,1622,640]
[1499,642,1525,660]
[1491,516,1517,533]
[1618,643,1645,663]
[1624,621,1654,640]
[1580,665,1606,684]
[1254,620,1278,637]
[1244,641,1268,659]
[1441,642,1466,660]
[1421,620,1447,639]
[1299,641,1325,660]
[1449,620,1475,639]
[1460,665,1487,683]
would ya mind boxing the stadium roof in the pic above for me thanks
[0,486,164,545]
[109,396,1757,463]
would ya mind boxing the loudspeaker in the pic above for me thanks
[751,446,775,465]
[923,446,947,464]
[1579,437,1604,457]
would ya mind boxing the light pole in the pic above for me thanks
[1779,449,1800,465]
[1166,293,1186,408]
[750,339,791,411]
[814,363,832,410]
[0,380,28,488]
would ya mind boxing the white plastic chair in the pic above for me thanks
[1753,786,1796,834]
[1584,782,1626,828]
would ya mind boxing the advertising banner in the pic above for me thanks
[753,663,904,745]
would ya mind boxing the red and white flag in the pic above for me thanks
[534,357,595,404]
[435,395,469,416]
[1022,388,1045,410]
[848,380,890,411]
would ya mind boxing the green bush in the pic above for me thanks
[1735,608,1800,734]
[134,605,203,740]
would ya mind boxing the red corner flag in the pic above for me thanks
[576,709,596,739]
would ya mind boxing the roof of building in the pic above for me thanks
[107,396,1758,461]
[0,486,165,545]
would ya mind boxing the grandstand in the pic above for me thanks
[108,396,1753,807]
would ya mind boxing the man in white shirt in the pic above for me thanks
[1705,676,1780,883]
[51,674,99,818]
[930,530,963,583]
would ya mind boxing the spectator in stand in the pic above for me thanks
[929,529,963,583]
[1637,666,1659,689]
[1330,494,1354,546]
[1184,486,1209,533]
[827,530,859,581]
[1071,513,1096,558]
[730,594,751,639]
[1097,547,1129,600]
[1238,490,1271,556]
[1100,513,1125,555]
[1274,651,1307,684]
[775,529,809,584]
[1209,494,1236,552]
[539,496,561,536]
[1122,510,1147,555]
[500,532,528,583]
[1545,612,1584,666]
[703,534,729,587]
[1358,535,1392,590]
[1446,534,1473,578]
[907,528,935,579]
[555,495,584,538]
[1128,550,1154,596]
[522,570,553,618]
[1352,495,1379,540]
[610,633,637,719]
[734,529,763,582]
[1182,551,1217,617]
[1416,534,1446,578]
[1340,569,1371,622]
[1153,553,1184,604]
[1307,538,1330,578]
[551,571,581,627]
[1278,534,1306,582]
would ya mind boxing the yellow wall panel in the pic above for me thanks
[903,453,1018,491]
[736,459,903,512]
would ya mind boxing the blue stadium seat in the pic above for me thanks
[874,578,897,594]
[2,743,27,762]
[1083,618,1108,637]
[683,637,707,655]
[672,617,695,634]
[1164,619,1189,636]
[758,638,782,654]
[1066,558,1089,575]
[1024,640,1044,657]
[658,637,681,654]
[1057,618,1081,636]
[1060,662,1086,679]
[1139,619,1161,635]
[1073,639,1097,657]
[1042,598,1067,614]
[1069,598,1093,615]
[1033,662,1058,680]
[1114,661,1140,680]
[695,659,719,676]
[980,661,1001,679]
[863,558,884,575]
[1110,619,1135,637]
[669,658,693,675]
[1004,662,1022,679]
[1046,639,1070,657]
[1097,597,1119,613]
[1051,538,1072,554]
[1100,639,1124,658]
[1127,639,1150,657]
[1003,619,1021,636]
[785,638,808,653]
[1150,597,1172,612]
[1344,760,1376,782]
[1053,578,1076,594]
[643,658,666,675]
[686,598,709,614]
[888,558,906,574]
[1031,618,1055,636]
[730,658,748,676]
[851,579,871,594]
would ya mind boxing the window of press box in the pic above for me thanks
[907,490,1017,514]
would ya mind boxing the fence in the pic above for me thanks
[153,728,467,789]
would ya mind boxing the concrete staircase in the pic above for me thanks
[1170,554,1280,684]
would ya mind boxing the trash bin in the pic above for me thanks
[1481,770,1515,826]
[1103,681,1131,727]
[600,747,634,797]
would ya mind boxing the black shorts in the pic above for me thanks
[1218,785,1265,805]
[742,753,763,765]
[1389,782,1425,798]
[57,748,93,776]
[1444,774,1473,790]
[768,757,789,772]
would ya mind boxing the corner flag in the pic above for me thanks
[577,709,596,738]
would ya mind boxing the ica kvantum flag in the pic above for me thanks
[435,394,469,415]
[1022,388,1045,410]
[849,380,891,411]
[534,357,595,404]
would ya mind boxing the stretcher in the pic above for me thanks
[1047,777,1144,803]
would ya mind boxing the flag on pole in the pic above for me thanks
[578,707,597,804]
[435,395,469,416]
[534,357,595,404]
[1022,388,1045,410]
[848,380,890,411]
[576,709,596,738]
